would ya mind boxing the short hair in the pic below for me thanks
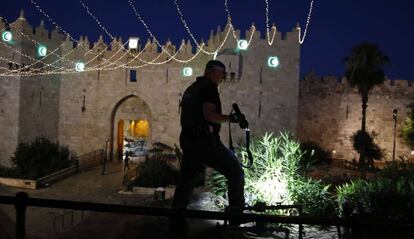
[205,60,226,73]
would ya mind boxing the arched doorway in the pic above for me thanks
[109,95,152,162]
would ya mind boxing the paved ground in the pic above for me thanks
[0,162,340,239]
[0,161,151,238]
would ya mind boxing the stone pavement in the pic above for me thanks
[0,162,339,239]
[0,161,151,238]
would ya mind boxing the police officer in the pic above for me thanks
[172,60,245,225]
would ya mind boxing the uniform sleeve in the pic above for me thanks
[200,83,219,104]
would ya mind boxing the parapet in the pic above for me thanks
[301,71,414,95]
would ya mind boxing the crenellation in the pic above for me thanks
[393,79,410,88]
[0,17,5,30]
[34,20,49,39]
[50,26,65,41]
[299,71,414,161]
[3,13,412,166]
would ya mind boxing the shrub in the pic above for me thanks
[351,130,383,168]
[336,160,414,220]
[299,141,332,166]
[289,178,336,216]
[207,132,336,216]
[6,137,72,179]
[402,104,414,149]
[133,154,179,187]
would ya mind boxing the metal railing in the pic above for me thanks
[77,149,104,171]
[1,192,414,239]
[52,209,87,232]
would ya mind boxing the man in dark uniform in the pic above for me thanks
[172,60,245,226]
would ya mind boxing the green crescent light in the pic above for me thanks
[37,45,47,57]
[75,62,85,72]
[237,39,248,50]
[267,56,280,68]
[2,31,12,42]
[182,67,193,77]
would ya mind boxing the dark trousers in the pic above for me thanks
[172,137,245,210]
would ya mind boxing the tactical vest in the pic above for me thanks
[180,77,211,137]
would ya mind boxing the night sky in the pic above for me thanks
[2,0,414,80]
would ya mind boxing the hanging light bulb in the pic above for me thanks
[128,37,139,49]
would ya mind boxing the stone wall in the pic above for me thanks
[0,14,299,165]
[298,72,414,161]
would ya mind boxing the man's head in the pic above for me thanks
[204,60,226,84]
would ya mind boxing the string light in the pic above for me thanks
[1,17,82,65]
[0,17,82,76]
[1,0,315,76]
[30,0,127,69]
[79,0,115,40]
[0,40,62,71]
[223,0,240,42]
[298,0,314,44]
[264,0,277,45]
[128,0,214,60]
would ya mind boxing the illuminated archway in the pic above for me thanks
[109,95,152,161]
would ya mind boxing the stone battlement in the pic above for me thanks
[301,71,414,95]
[1,10,300,59]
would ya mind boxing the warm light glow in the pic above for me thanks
[267,56,280,68]
[128,37,139,49]
[2,31,12,42]
[333,150,337,154]
[411,151,414,155]
[75,62,85,72]
[134,120,150,138]
[182,67,193,77]
[37,45,47,57]
[237,39,248,50]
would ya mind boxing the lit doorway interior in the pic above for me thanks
[117,119,150,162]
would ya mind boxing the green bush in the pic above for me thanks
[289,178,336,216]
[300,141,332,166]
[402,104,414,148]
[336,161,414,220]
[207,132,336,216]
[351,130,383,169]
[133,154,178,187]
[3,137,73,179]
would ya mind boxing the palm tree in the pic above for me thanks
[344,42,390,168]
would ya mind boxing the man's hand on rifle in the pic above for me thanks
[230,112,246,123]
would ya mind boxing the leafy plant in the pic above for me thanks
[336,163,414,220]
[207,132,335,216]
[351,130,383,169]
[402,104,414,149]
[289,177,335,216]
[300,141,332,166]
[133,154,179,187]
[4,137,73,179]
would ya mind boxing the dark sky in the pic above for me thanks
[2,0,414,80]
